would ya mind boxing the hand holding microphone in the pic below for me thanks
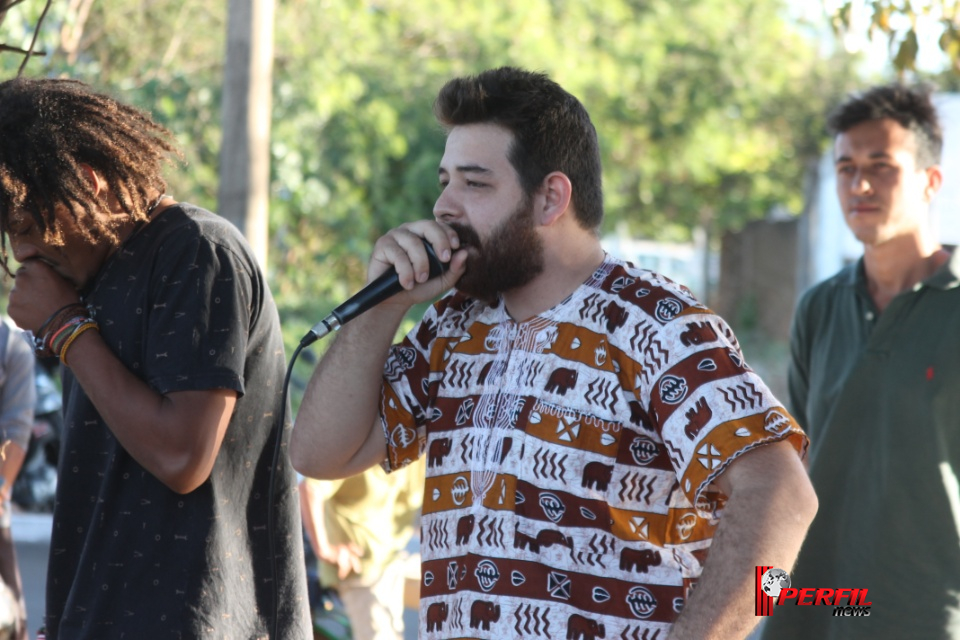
[301,237,453,346]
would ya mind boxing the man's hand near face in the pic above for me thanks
[8,259,81,334]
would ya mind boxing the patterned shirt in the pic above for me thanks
[381,256,807,639]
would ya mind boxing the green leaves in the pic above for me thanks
[893,27,920,71]
[2,0,859,372]
[826,0,960,76]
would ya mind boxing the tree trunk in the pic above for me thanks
[218,0,274,266]
[698,206,715,307]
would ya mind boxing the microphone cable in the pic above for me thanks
[268,338,306,640]
[267,238,448,637]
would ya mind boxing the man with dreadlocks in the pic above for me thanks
[0,77,310,638]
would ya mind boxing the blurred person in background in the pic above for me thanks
[763,84,960,639]
[10,354,60,516]
[300,458,424,640]
[0,313,34,640]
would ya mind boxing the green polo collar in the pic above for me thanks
[844,245,959,293]
[926,245,959,290]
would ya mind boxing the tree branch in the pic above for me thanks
[17,0,52,76]
[0,43,45,55]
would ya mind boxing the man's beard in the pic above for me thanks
[448,198,544,303]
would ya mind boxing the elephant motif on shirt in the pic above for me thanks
[582,461,614,491]
[683,398,713,440]
[536,528,574,550]
[428,437,452,467]
[456,514,475,545]
[426,602,448,632]
[545,367,578,395]
[470,600,501,630]
[619,547,662,573]
[603,302,628,332]
[567,613,605,640]
[679,321,718,347]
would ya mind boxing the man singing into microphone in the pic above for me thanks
[292,67,817,639]
[0,78,310,639]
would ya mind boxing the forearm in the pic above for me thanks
[300,479,343,563]
[0,327,36,497]
[299,480,323,556]
[291,304,407,479]
[667,442,817,639]
[0,528,23,604]
[0,443,26,499]
[0,331,36,462]
[61,330,234,493]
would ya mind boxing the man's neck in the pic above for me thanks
[501,231,605,322]
[862,231,947,312]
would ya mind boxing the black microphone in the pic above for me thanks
[300,239,450,346]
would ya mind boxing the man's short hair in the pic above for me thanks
[434,67,604,231]
[828,83,942,168]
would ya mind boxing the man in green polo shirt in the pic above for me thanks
[762,84,960,639]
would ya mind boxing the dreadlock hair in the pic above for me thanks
[434,67,604,232]
[0,77,182,273]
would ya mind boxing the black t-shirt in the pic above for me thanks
[46,204,310,639]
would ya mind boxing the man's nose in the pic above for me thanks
[433,189,462,223]
[848,170,872,195]
[10,236,39,263]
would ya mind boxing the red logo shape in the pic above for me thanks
[756,566,774,616]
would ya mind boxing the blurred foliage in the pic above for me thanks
[1,0,861,404]
[826,0,960,76]
[0,1,225,209]
[268,0,859,328]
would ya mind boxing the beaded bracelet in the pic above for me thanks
[59,320,99,367]
[35,302,86,339]
[33,303,91,357]
[48,316,88,354]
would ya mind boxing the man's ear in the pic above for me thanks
[924,164,943,202]
[538,171,573,227]
[79,164,104,196]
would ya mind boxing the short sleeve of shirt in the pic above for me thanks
[380,293,473,472]
[379,316,437,472]
[142,232,254,397]
[647,308,808,518]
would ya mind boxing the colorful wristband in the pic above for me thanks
[59,321,99,367]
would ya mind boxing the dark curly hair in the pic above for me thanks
[0,77,182,272]
[828,83,942,169]
[434,67,604,231]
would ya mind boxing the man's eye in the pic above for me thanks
[7,220,30,236]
